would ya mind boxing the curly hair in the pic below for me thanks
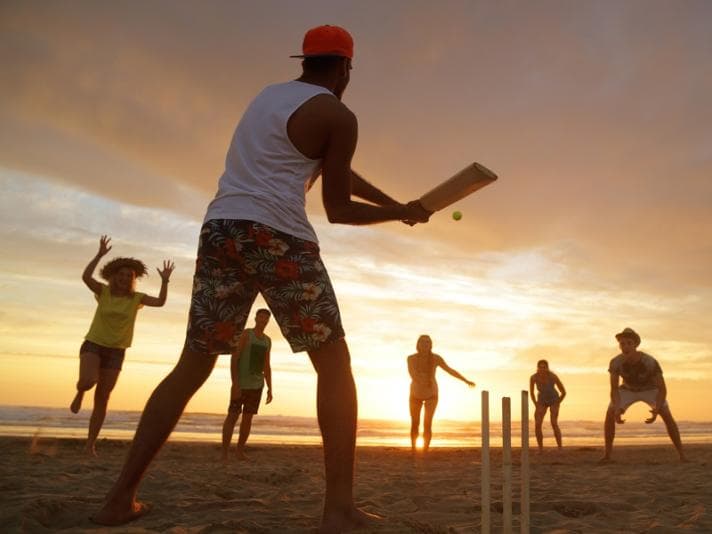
[100,257,148,281]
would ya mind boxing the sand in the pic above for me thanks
[3,436,710,533]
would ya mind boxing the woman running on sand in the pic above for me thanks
[529,359,566,453]
[71,235,174,456]
[408,335,475,452]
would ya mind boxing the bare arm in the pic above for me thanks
[644,373,666,424]
[350,170,399,206]
[82,235,112,295]
[321,107,431,225]
[609,372,620,404]
[141,260,175,307]
[553,373,566,401]
[264,344,273,404]
[653,373,666,413]
[439,358,475,387]
[610,371,624,423]
[407,356,417,381]
[529,375,537,405]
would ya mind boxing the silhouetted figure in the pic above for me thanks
[602,327,687,462]
[529,359,566,453]
[408,335,475,452]
[221,308,273,462]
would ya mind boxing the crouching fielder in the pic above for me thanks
[602,327,687,462]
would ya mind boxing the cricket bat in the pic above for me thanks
[419,162,498,212]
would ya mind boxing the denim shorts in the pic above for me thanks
[80,340,126,370]
[185,219,345,355]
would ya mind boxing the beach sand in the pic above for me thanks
[3,436,710,532]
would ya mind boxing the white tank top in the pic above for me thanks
[204,80,334,243]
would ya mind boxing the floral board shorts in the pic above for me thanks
[185,219,345,355]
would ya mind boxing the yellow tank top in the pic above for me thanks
[85,285,144,349]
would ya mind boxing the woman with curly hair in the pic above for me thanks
[71,235,174,456]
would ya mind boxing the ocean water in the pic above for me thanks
[1,405,711,448]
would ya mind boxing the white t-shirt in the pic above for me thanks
[204,80,334,243]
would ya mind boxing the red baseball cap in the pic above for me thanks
[290,25,354,59]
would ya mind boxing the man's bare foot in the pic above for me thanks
[235,448,248,461]
[70,391,84,414]
[91,500,151,526]
[85,445,98,458]
[319,505,383,533]
[598,456,612,464]
[679,454,690,463]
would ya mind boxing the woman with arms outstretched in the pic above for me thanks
[71,235,174,456]
[408,335,475,452]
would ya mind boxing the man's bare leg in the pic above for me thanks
[659,407,687,461]
[221,411,239,462]
[308,339,380,533]
[236,412,254,459]
[92,349,217,525]
[601,408,616,462]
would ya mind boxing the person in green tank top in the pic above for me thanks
[71,235,174,456]
[221,308,273,461]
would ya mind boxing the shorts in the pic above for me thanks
[609,388,669,412]
[228,388,263,415]
[538,393,560,407]
[185,219,345,355]
[80,340,126,370]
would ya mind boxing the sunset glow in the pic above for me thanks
[1,1,710,426]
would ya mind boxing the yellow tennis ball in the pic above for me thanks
[452,210,462,221]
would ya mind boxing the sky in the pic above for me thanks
[1,0,711,424]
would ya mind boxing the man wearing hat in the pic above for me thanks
[602,327,687,462]
[93,25,431,529]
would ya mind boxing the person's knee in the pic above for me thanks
[173,349,217,384]
[308,339,350,373]
[76,379,96,392]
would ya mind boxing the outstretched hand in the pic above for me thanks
[401,200,433,226]
[98,235,112,257]
[466,380,476,388]
[615,410,626,424]
[157,260,175,282]
[645,409,658,424]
